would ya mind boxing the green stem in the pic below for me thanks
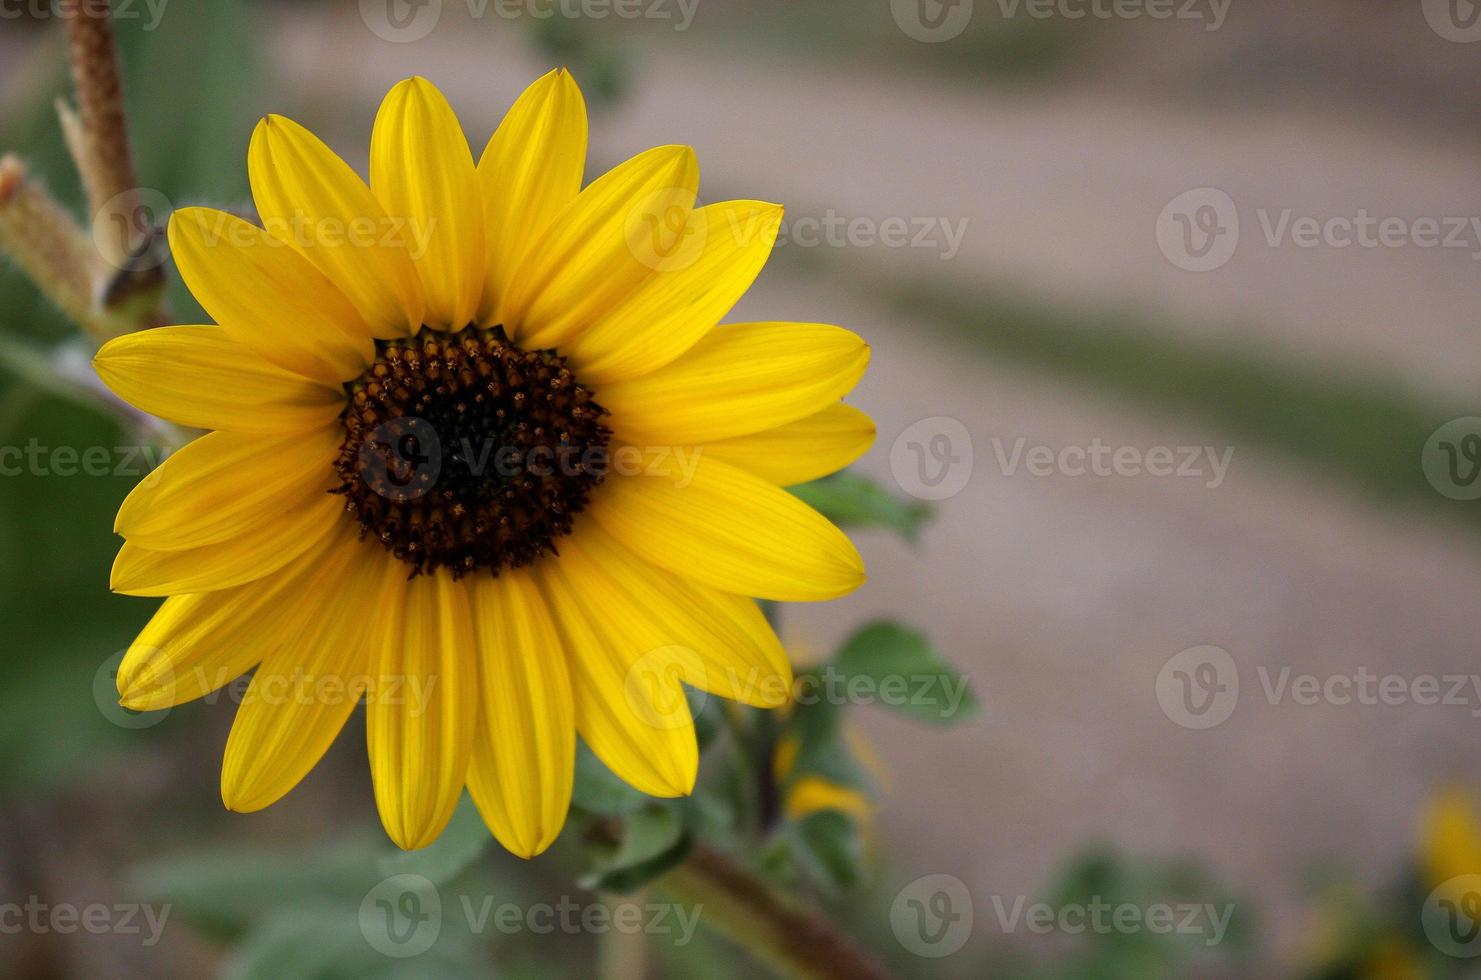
[654,842,894,980]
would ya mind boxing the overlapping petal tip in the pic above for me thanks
[565,200,785,384]
[466,570,575,858]
[371,76,485,331]
[167,207,374,384]
[248,113,425,338]
[502,143,700,349]
[92,326,346,435]
[476,67,588,326]
[601,321,871,446]
[368,567,478,850]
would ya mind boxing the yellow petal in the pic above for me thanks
[562,523,793,708]
[536,552,698,798]
[589,453,865,602]
[465,569,575,858]
[367,567,477,850]
[476,68,587,326]
[702,403,875,486]
[110,489,345,596]
[220,532,389,812]
[115,526,349,711]
[93,326,345,434]
[115,426,341,551]
[566,201,783,384]
[601,322,869,446]
[502,144,699,349]
[249,113,424,337]
[784,775,873,822]
[168,207,374,383]
[371,77,484,330]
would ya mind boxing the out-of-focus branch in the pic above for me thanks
[55,0,167,328]
[655,842,896,980]
[59,0,138,260]
[0,156,105,337]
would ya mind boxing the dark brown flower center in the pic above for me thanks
[333,325,611,578]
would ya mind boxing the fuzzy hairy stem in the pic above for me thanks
[0,155,115,338]
[59,0,138,257]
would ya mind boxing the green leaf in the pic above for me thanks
[579,805,691,894]
[611,806,684,869]
[128,837,386,942]
[377,795,490,886]
[790,472,932,542]
[571,740,651,816]
[790,810,864,895]
[833,621,979,725]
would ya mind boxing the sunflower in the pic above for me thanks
[93,71,873,856]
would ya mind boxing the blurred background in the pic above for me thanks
[5,0,1481,976]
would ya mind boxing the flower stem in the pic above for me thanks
[655,842,895,980]
[59,0,138,258]
[0,155,119,341]
[56,0,167,328]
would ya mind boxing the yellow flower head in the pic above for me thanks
[93,71,873,856]
[1423,786,1481,892]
